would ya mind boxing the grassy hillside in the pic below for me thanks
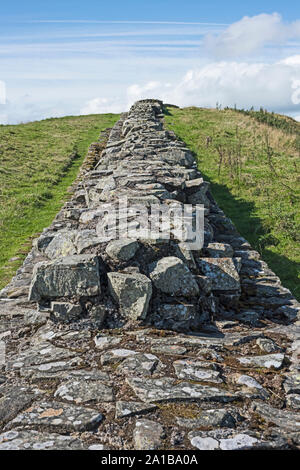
[0,113,119,289]
[164,107,300,300]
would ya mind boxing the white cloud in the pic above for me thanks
[0,81,6,104]
[80,97,124,115]
[122,55,300,116]
[205,13,300,57]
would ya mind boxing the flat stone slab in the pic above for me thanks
[94,334,122,350]
[127,376,237,403]
[115,401,157,418]
[0,386,40,426]
[151,343,187,355]
[173,359,223,383]
[252,402,300,431]
[54,378,114,404]
[134,419,165,450]
[188,430,276,450]
[7,343,78,370]
[7,401,103,432]
[176,409,237,429]
[101,348,139,365]
[237,353,285,369]
[116,353,160,376]
[20,357,84,381]
[0,430,85,450]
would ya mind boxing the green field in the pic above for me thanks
[0,113,119,289]
[164,106,300,300]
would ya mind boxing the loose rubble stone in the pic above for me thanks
[149,256,199,297]
[108,272,152,320]
[206,243,234,258]
[28,255,101,301]
[256,337,280,353]
[44,232,77,259]
[51,302,82,322]
[237,353,285,369]
[198,258,240,291]
[7,401,103,432]
[134,419,165,450]
[284,372,300,394]
[106,239,139,261]
[287,394,300,409]
[234,374,269,398]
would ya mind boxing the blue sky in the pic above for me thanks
[0,1,300,123]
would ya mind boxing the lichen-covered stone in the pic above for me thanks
[115,401,157,419]
[237,353,285,369]
[0,386,39,426]
[251,402,300,431]
[198,258,240,291]
[94,334,122,350]
[7,401,103,432]
[101,348,138,365]
[106,239,139,261]
[173,359,223,383]
[206,243,234,258]
[54,378,114,404]
[127,376,237,403]
[134,419,165,450]
[28,255,101,301]
[116,353,160,376]
[176,409,237,429]
[149,256,199,297]
[44,232,77,259]
[189,431,262,450]
[108,272,152,320]
[0,430,85,450]
[51,302,82,322]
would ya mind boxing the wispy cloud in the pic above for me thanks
[29,20,229,25]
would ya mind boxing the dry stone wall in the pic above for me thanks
[0,99,299,450]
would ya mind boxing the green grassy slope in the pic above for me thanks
[164,107,300,300]
[0,113,119,289]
